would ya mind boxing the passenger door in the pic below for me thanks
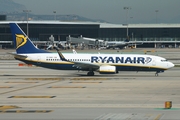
[152,58,156,66]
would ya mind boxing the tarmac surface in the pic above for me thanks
[0,48,180,120]
[0,60,180,120]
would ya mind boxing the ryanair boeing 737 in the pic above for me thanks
[9,23,174,76]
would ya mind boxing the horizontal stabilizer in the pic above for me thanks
[7,52,27,59]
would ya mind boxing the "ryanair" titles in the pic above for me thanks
[91,56,152,64]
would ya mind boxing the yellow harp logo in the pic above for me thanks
[15,34,27,49]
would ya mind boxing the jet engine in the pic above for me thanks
[99,66,116,74]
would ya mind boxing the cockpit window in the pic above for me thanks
[161,59,168,62]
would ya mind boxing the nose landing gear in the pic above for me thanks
[155,70,164,76]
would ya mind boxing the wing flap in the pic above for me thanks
[73,62,99,70]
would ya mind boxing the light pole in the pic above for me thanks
[53,11,56,20]
[130,17,133,24]
[155,10,159,23]
[23,10,31,37]
[124,7,131,40]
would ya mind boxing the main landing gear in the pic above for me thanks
[87,71,94,76]
[155,71,159,76]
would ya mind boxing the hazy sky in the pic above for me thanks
[12,0,180,24]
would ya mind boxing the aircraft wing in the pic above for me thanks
[72,62,99,70]
[8,52,28,59]
[55,47,100,70]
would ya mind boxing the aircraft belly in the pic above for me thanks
[37,63,76,70]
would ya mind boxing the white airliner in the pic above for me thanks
[106,40,143,49]
[9,23,174,76]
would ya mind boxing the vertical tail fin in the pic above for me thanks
[10,23,48,54]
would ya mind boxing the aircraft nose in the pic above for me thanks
[168,62,174,69]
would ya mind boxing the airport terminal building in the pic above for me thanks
[1,21,180,48]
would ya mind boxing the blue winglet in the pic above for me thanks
[54,47,67,61]
[10,23,49,54]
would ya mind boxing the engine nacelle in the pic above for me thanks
[99,66,116,74]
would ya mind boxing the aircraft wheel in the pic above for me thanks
[87,71,94,76]
[155,71,159,76]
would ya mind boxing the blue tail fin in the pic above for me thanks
[10,23,48,54]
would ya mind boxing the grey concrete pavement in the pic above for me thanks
[0,60,180,119]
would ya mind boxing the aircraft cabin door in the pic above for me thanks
[152,58,156,66]
[37,56,41,64]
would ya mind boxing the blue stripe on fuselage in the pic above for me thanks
[16,58,75,70]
